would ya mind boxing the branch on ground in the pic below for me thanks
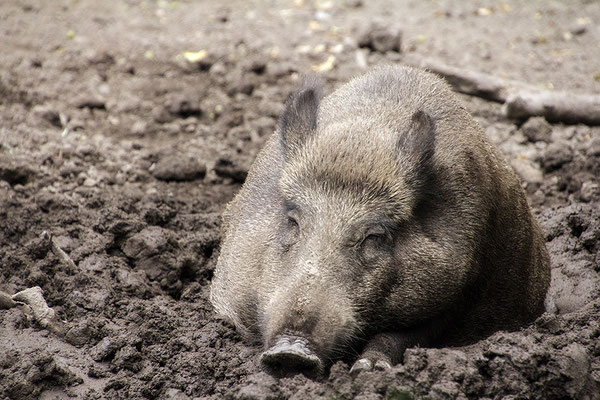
[405,56,600,125]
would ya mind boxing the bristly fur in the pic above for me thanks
[211,64,551,376]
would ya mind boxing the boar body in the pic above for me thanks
[210,66,550,376]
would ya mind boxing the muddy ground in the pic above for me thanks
[1,0,599,399]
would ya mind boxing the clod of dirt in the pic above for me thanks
[121,226,174,260]
[152,105,174,123]
[510,157,543,185]
[214,157,248,183]
[74,96,106,110]
[357,23,402,53]
[579,181,600,203]
[31,104,62,127]
[164,388,191,400]
[521,116,552,143]
[541,141,573,172]
[227,79,256,96]
[242,59,267,75]
[344,0,363,8]
[0,159,34,186]
[0,291,16,309]
[1,350,83,399]
[151,155,206,182]
[84,50,115,65]
[90,335,129,362]
[166,94,202,118]
[112,345,143,372]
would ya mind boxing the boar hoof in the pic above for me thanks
[349,358,373,374]
[374,359,392,370]
[260,335,323,377]
[350,357,392,374]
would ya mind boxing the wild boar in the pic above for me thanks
[210,65,550,377]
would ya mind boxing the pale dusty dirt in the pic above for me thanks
[1,0,599,399]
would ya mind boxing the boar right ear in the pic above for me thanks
[278,76,323,154]
[397,110,436,164]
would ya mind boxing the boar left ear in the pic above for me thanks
[279,76,323,154]
[397,110,436,164]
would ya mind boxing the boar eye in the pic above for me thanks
[287,215,299,229]
[363,233,385,246]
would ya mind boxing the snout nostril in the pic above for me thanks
[260,336,323,378]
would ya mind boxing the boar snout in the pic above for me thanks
[260,334,324,378]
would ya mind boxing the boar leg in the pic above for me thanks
[350,332,409,372]
[350,328,435,373]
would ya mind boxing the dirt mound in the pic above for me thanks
[1,0,599,399]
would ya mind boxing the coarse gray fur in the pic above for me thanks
[210,65,550,373]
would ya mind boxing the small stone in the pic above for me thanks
[151,155,206,182]
[214,158,248,183]
[358,23,402,53]
[541,142,573,172]
[511,158,543,184]
[520,116,552,143]
[579,181,600,203]
[569,24,587,36]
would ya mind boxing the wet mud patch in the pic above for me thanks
[1,0,599,399]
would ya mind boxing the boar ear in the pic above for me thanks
[279,76,323,154]
[397,110,436,164]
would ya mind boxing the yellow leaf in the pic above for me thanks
[66,29,75,39]
[312,55,335,72]
[183,50,207,63]
[477,7,492,16]
[309,20,322,31]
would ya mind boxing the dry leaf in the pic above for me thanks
[312,55,335,72]
[183,50,207,63]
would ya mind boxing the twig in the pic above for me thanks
[12,286,66,335]
[41,231,77,271]
[503,91,600,125]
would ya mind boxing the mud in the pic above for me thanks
[1,0,599,399]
